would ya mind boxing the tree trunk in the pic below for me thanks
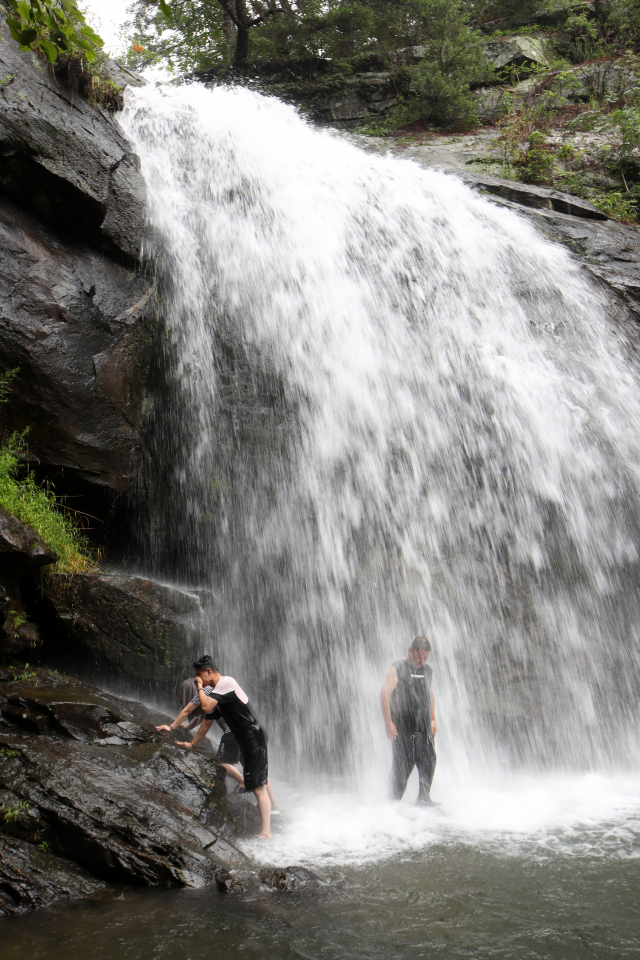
[233,0,250,70]
[222,2,236,64]
[233,25,250,69]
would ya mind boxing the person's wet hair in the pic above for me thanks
[193,654,218,673]
[410,637,431,653]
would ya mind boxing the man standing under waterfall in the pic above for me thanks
[380,637,437,805]
[162,656,272,839]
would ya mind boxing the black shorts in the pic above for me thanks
[216,732,242,766]
[242,744,268,791]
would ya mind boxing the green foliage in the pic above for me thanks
[402,0,488,128]
[1,800,30,823]
[520,129,556,182]
[591,188,638,219]
[1,0,104,64]
[0,371,92,572]
[0,367,18,404]
[564,10,600,60]
[5,663,37,681]
[7,610,27,638]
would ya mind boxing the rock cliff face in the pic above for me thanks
[39,573,206,698]
[0,196,155,499]
[0,33,154,523]
[0,35,146,263]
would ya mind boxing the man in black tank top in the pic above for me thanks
[380,636,437,805]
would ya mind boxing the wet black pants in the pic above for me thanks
[390,730,436,804]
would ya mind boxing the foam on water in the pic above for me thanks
[245,772,640,867]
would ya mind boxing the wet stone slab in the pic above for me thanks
[0,673,259,917]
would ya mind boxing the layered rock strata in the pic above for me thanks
[0,671,258,917]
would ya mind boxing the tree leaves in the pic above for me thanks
[37,37,59,61]
[1,0,104,64]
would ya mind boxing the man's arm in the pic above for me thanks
[155,701,197,733]
[195,676,219,713]
[380,666,399,741]
[431,690,437,737]
[175,717,214,751]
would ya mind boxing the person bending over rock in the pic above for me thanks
[380,636,437,806]
[160,655,272,838]
[157,659,278,811]
[156,669,245,790]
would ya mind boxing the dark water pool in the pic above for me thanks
[3,839,639,960]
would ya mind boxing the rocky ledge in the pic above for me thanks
[0,670,261,918]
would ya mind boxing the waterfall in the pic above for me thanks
[121,83,640,788]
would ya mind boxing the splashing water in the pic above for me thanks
[120,83,640,837]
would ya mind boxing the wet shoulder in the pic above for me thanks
[392,659,409,679]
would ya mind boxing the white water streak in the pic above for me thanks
[121,83,640,789]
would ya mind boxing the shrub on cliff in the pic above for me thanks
[0,371,92,573]
[0,0,103,64]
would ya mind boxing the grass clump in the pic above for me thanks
[0,370,93,573]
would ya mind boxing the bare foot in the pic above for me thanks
[258,833,271,840]
[175,741,193,750]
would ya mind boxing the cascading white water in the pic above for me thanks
[121,83,640,803]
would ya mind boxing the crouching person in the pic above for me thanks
[165,655,271,839]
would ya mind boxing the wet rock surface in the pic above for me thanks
[0,507,57,574]
[0,672,257,917]
[0,34,146,263]
[259,865,321,891]
[0,833,107,916]
[0,195,156,502]
[39,573,205,697]
[0,508,55,660]
[370,136,640,320]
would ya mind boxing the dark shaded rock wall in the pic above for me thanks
[0,196,155,498]
[0,30,155,533]
[39,573,205,696]
[0,33,146,263]
[0,507,56,661]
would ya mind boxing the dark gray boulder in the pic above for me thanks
[0,32,146,263]
[0,31,155,521]
[40,572,205,696]
[0,833,107,917]
[259,865,322,891]
[0,507,55,660]
[0,196,155,498]
[461,172,608,220]
[0,506,57,574]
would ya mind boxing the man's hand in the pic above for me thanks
[195,676,203,690]
[431,719,437,736]
[175,741,193,750]
[385,720,398,741]
[156,724,172,733]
